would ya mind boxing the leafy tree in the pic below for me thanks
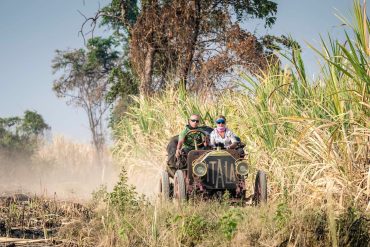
[52,36,120,156]
[106,64,139,126]
[21,110,50,136]
[0,111,49,156]
[90,0,296,96]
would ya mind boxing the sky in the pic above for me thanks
[0,0,365,143]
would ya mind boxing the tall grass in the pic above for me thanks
[94,1,370,246]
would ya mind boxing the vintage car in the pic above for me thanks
[159,128,267,205]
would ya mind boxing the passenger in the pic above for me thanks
[175,114,208,158]
[210,115,238,149]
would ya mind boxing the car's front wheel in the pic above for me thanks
[174,170,186,202]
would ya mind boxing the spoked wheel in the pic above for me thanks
[253,170,267,205]
[159,171,170,201]
[174,170,186,202]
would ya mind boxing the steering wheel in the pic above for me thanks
[184,129,209,148]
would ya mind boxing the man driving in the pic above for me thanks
[175,114,208,158]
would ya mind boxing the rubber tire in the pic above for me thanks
[159,171,170,200]
[174,170,186,202]
[254,170,267,205]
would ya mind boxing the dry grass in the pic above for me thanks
[55,189,369,247]
[0,194,91,245]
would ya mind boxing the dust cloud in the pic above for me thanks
[0,136,166,202]
[126,162,161,201]
[0,136,119,201]
[0,160,118,201]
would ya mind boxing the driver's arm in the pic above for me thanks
[176,138,185,157]
[204,135,210,147]
[176,130,187,158]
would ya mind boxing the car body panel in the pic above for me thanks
[187,149,245,191]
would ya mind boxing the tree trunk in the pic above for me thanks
[140,45,155,96]
[180,0,201,87]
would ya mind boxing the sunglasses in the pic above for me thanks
[190,119,200,123]
[216,119,225,124]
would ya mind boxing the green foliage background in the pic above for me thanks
[0,110,49,156]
